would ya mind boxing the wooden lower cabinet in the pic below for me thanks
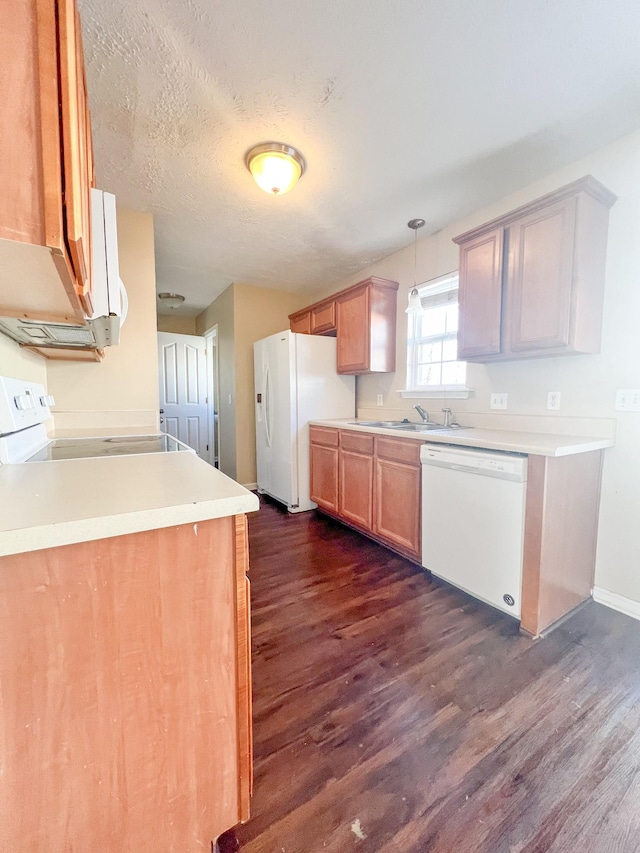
[0,515,252,851]
[310,428,422,561]
[309,426,340,512]
[374,458,421,556]
[339,432,374,530]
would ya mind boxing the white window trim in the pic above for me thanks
[398,386,472,400]
[403,271,472,399]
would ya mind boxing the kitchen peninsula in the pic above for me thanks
[0,451,258,850]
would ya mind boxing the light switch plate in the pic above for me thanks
[490,392,508,410]
[376,394,383,406]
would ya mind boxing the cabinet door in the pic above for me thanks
[458,227,504,359]
[290,311,311,334]
[374,458,421,557]
[58,0,93,314]
[336,286,370,373]
[310,444,339,512]
[311,300,336,335]
[339,449,374,530]
[507,198,576,353]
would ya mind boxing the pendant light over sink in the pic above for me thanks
[406,218,425,313]
[245,142,306,195]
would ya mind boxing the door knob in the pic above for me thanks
[160,418,164,424]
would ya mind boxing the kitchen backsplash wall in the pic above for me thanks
[47,207,160,432]
[0,332,47,386]
[323,128,640,607]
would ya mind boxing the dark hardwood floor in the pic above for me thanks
[221,495,640,852]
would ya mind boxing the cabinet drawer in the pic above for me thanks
[309,426,339,447]
[311,301,336,334]
[375,436,422,466]
[340,430,374,455]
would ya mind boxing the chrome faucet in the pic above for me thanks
[442,407,453,427]
[414,404,430,422]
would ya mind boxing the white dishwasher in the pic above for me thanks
[421,443,527,618]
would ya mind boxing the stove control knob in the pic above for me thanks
[40,395,55,407]
[14,394,35,410]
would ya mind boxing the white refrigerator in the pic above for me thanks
[254,330,355,512]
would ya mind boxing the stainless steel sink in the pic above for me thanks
[392,423,450,431]
[348,420,456,431]
[348,420,409,428]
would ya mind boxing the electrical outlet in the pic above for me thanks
[490,393,508,410]
[376,394,383,406]
[615,389,640,412]
[547,391,561,411]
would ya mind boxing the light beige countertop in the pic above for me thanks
[310,419,615,457]
[0,452,259,557]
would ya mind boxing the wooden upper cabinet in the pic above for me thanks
[0,0,93,324]
[336,277,398,374]
[454,176,616,362]
[507,198,576,353]
[290,310,311,335]
[311,300,336,335]
[290,277,398,374]
[457,227,503,359]
[290,298,337,336]
[58,0,94,315]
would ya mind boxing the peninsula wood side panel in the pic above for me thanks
[0,517,251,851]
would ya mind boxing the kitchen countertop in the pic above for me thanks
[310,419,615,457]
[0,452,259,557]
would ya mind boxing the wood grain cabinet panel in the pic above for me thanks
[310,300,336,334]
[0,0,94,327]
[374,457,421,558]
[309,429,422,562]
[289,310,311,334]
[290,277,398,374]
[454,176,616,362]
[310,440,339,512]
[339,448,374,530]
[0,515,253,849]
[521,451,603,637]
[457,227,504,359]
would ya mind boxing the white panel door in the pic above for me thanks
[157,331,208,460]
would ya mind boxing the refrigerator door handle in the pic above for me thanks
[264,363,272,448]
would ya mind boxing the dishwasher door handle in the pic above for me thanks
[450,463,483,474]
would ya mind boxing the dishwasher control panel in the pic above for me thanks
[420,443,527,482]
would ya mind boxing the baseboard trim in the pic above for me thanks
[243,482,258,491]
[592,586,640,622]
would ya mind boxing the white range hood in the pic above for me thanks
[0,189,127,350]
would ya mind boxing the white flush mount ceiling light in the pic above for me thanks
[245,142,306,195]
[406,218,426,313]
[157,292,185,310]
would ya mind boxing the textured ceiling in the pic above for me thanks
[78,0,640,316]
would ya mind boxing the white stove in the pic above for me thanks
[0,376,192,464]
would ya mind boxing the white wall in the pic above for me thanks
[0,334,47,385]
[324,129,640,605]
[47,207,159,431]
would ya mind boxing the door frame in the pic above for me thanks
[204,325,219,468]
